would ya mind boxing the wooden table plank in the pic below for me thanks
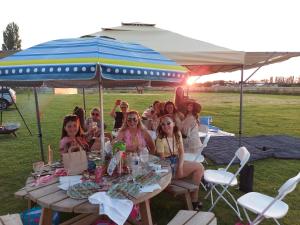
[28,183,60,201]
[51,198,87,212]
[73,202,99,214]
[0,214,23,225]
[14,188,28,199]
[37,190,68,208]
[25,177,59,192]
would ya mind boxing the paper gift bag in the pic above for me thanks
[62,148,88,175]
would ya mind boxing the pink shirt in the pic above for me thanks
[59,136,89,154]
[124,129,146,151]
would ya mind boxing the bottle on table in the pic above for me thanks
[130,153,141,178]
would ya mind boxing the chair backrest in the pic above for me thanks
[196,134,211,157]
[257,172,300,221]
[225,146,250,173]
[235,146,251,167]
[277,172,300,199]
[222,147,250,186]
[202,134,211,148]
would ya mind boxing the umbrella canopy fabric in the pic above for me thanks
[0,37,187,87]
[88,23,300,75]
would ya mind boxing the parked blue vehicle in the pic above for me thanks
[0,87,16,110]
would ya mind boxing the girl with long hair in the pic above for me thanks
[163,101,184,129]
[59,115,89,156]
[116,111,156,154]
[156,114,204,210]
[181,100,203,153]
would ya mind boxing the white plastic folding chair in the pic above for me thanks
[237,172,300,225]
[184,133,211,164]
[204,146,250,220]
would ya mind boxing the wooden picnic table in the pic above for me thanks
[22,167,172,225]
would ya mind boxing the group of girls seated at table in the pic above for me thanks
[59,87,204,210]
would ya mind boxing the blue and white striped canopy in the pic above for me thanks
[0,37,187,86]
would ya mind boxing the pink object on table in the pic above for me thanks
[33,175,54,186]
[54,168,68,177]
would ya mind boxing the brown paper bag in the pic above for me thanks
[62,147,88,175]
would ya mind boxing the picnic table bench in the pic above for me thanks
[167,210,217,225]
[165,179,199,210]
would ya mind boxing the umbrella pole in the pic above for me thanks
[97,65,105,159]
[34,87,45,162]
[82,88,87,120]
[239,66,244,147]
[0,85,3,125]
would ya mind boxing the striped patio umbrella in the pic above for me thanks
[0,37,188,86]
[0,37,188,160]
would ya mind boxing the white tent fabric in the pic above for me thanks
[89,23,300,75]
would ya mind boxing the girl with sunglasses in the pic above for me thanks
[163,101,184,129]
[116,111,156,154]
[156,114,204,210]
[85,107,107,135]
[59,115,89,156]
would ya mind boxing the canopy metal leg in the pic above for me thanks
[82,88,87,119]
[239,66,244,147]
[7,86,32,136]
[34,87,44,161]
[97,65,105,159]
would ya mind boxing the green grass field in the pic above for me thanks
[0,91,299,224]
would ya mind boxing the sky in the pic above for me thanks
[1,0,300,82]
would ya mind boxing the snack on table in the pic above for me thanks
[135,171,160,187]
[107,182,139,199]
[67,181,101,199]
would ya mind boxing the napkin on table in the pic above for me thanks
[89,192,133,225]
[58,175,82,190]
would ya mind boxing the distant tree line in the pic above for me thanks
[193,76,300,87]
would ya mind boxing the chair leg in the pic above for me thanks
[273,218,281,225]
[242,207,253,225]
[200,181,207,191]
[184,192,193,210]
[204,184,214,199]
[208,185,242,221]
[224,187,241,217]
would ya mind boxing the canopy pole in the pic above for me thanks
[8,87,32,136]
[239,65,244,147]
[0,85,3,125]
[97,65,105,159]
[82,88,87,120]
[34,87,45,161]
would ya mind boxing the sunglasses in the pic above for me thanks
[127,118,138,122]
[91,112,100,116]
[161,121,172,126]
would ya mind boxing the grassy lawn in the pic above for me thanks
[0,91,299,224]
